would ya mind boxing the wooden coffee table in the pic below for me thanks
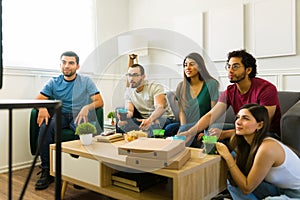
[50,139,227,200]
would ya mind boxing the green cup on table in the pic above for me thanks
[152,129,165,138]
[203,135,217,155]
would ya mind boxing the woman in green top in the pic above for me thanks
[164,52,219,147]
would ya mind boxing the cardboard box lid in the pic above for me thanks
[118,138,185,160]
[126,148,191,170]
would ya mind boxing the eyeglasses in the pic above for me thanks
[225,63,241,71]
[125,73,142,78]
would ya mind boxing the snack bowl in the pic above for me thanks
[124,130,148,142]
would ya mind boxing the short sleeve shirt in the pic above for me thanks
[176,79,219,123]
[125,80,174,119]
[40,74,99,114]
[219,77,281,134]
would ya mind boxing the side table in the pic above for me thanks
[0,99,62,200]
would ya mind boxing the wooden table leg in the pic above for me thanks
[61,180,68,199]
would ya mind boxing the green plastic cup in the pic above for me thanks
[153,129,165,138]
[203,136,217,154]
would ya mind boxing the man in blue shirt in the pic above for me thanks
[35,51,104,190]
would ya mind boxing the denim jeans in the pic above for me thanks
[228,179,281,200]
[38,113,77,169]
[178,122,197,146]
[164,122,180,137]
[280,188,300,198]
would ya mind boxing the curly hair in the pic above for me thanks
[227,49,257,78]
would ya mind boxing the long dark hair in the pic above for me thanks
[177,52,219,110]
[230,104,269,175]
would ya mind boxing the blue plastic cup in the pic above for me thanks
[117,108,128,121]
[172,135,186,141]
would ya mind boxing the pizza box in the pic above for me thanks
[95,133,123,143]
[165,148,191,169]
[125,148,191,169]
[118,138,185,160]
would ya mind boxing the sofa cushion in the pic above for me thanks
[281,100,300,152]
[166,91,180,122]
[278,91,300,115]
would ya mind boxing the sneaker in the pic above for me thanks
[35,168,54,190]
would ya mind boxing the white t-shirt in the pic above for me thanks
[125,80,174,119]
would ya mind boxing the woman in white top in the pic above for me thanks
[216,103,300,199]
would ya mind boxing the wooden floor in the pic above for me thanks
[0,166,113,200]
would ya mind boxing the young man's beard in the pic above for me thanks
[63,71,76,77]
[130,79,142,88]
[229,72,246,83]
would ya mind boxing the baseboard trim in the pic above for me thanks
[0,160,41,174]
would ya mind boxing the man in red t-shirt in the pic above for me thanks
[179,49,281,146]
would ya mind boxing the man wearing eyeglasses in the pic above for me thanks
[117,63,175,135]
[179,49,281,146]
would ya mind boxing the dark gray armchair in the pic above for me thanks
[279,92,300,153]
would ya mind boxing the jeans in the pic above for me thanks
[228,179,282,200]
[164,122,180,137]
[178,122,197,146]
[280,188,300,199]
[38,113,77,169]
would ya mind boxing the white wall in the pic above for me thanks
[96,0,300,116]
[1,0,300,172]
[96,0,130,44]
[127,0,300,91]
[0,68,59,172]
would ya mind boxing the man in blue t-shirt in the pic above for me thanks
[35,51,104,190]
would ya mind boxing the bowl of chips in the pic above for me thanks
[124,130,148,142]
